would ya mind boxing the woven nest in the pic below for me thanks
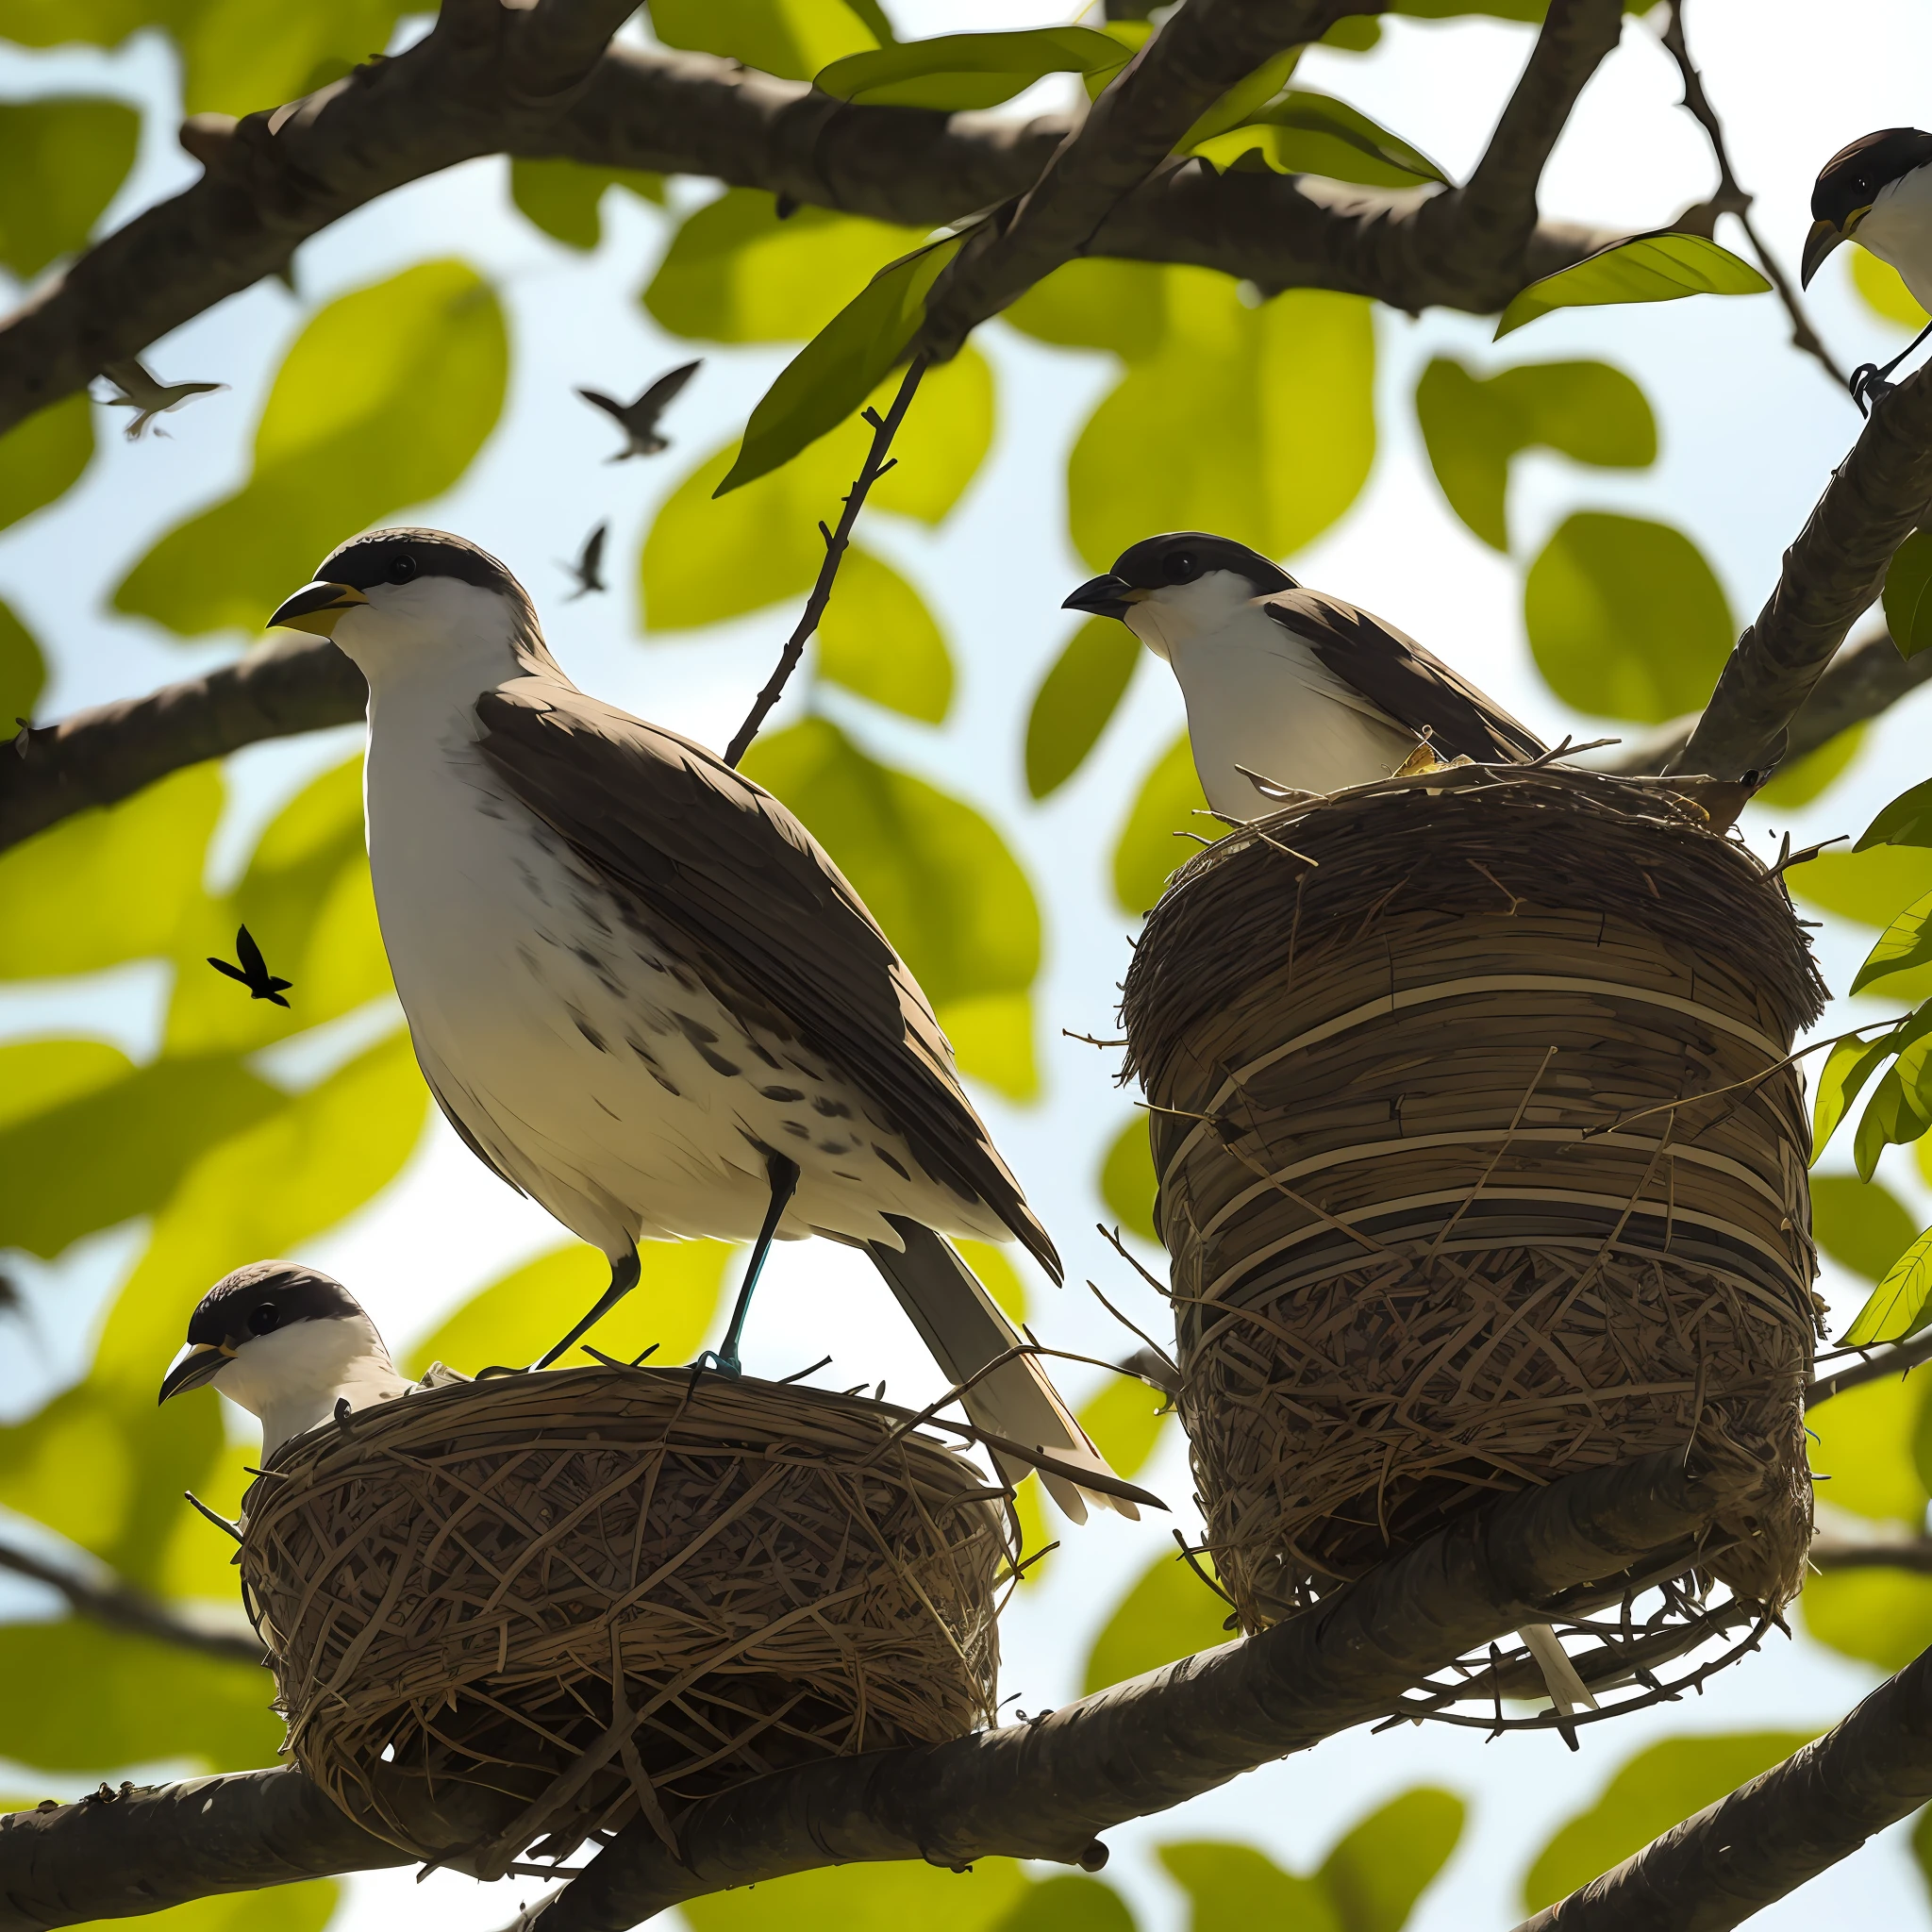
[1120,765,1824,1714]
[238,1366,1011,1876]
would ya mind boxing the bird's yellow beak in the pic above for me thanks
[158,1341,237,1405]
[268,580,368,638]
[1801,211,1869,289]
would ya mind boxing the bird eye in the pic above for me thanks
[248,1303,280,1335]
[1163,551,1199,584]
[385,553,418,584]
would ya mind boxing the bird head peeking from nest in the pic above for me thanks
[1065,530,1547,820]
[159,1260,411,1457]
[1803,127,1932,410]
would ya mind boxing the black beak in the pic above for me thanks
[267,580,369,638]
[1800,218,1845,290]
[1062,574,1139,620]
[158,1341,233,1405]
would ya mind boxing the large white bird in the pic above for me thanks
[1064,531,1546,821]
[266,529,1147,1520]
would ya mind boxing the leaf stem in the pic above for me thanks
[723,355,927,769]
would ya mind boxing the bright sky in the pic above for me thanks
[4,2,1932,1927]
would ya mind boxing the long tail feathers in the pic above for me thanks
[865,1220,1157,1523]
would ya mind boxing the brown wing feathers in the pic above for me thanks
[1264,591,1546,764]
[472,685,1061,1281]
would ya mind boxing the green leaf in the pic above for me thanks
[992,1874,1137,1932]
[1067,275,1375,572]
[1812,1028,1903,1158]
[1521,1734,1814,1911]
[1176,47,1302,151]
[1158,1843,1341,1932]
[0,1620,281,1774]
[0,97,139,278]
[934,991,1038,1103]
[740,719,1040,1091]
[1114,731,1208,915]
[717,232,964,496]
[1853,247,1928,329]
[1842,1224,1932,1346]
[1803,1565,1932,1672]
[1789,843,1932,930]
[1884,531,1932,660]
[0,597,45,724]
[1854,1065,1927,1180]
[817,547,953,721]
[0,392,94,535]
[508,158,662,251]
[644,349,991,629]
[1811,1370,1932,1525]
[1024,618,1141,799]
[1858,775,1932,851]
[1320,1788,1465,1932]
[1812,1173,1918,1282]
[1496,232,1770,339]
[0,1049,283,1259]
[816,27,1126,110]
[0,765,221,980]
[1077,1374,1168,1480]
[1854,891,1932,995]
[1101,1116,1159,1244]
[1192,89,1448,190]
[1756,725,1864,808]
[404,1239,732,1377]
[0,0,149,48]
[684,1857,1028,1932]
[649,0,878,82]
[1005,258,1167,361]
[165,0,408,115]
[1414,357,1655,551]
[1083,1549,1234,1692]
[1524,512,1733,724]
[65,1882,344,1932]
[957,1239,1025,1324]
[115,261,508,637]
[645,190,925,344]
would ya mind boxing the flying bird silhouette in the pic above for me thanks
[576,359,701,460]
[207,925,292,1007]
[559,522,608,599]
[99,358,227,441]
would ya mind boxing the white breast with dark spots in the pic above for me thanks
[363,706,998,1262]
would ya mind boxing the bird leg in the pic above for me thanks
[1849,315,1932,413]
[696,1153,801,1377]
[534,1242,641,1370]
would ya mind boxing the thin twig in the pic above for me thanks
[1807,1327,1932,1407]
[1655,0,1850,391]
[723,356,927,767]
[0,1539,262,1665]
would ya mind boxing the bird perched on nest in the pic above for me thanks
[576,359,701,460]
[1802,127,1932,411]
[1064,532,1546,820]
[266,528,1148,1522]
[158,1262,415,1457]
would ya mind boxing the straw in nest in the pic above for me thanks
[1120,764,1824,1640]
[238,1366,1012,1876]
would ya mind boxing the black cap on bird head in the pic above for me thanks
[1803,128,1932,286]
[158,1260,366,1404]
[265,527,535,639]
[1062,532,1296,621]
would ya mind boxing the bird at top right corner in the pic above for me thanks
[1802,126,1932,413]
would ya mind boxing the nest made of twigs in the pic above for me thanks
[238,1365,1011,1876]
[1120,766,1825,1691]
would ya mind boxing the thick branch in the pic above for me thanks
[1515,1641,1932,1932]
[0,635,365,856]
[1806,1328,1932,1407]
[0,1452,1740,1931]
[1669,362,1932,780]
[1808,1535,1932,1574]
[1596,625,1932,777]
[0,1544,261,1668]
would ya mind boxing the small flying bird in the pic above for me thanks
[98,358,227,441]
[1803,127,1932,411]
[1064,532,1546,820]
[559,522,608,599]
[576,359,701,460]
[266,528,1149,1522]
[207,924,292,1007]
[158,1261,413,1457]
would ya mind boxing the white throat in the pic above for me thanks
[1122,569,1261,662]
[211,1315,412,1457]
[330,576,550,709]
[1858,164,1932,312]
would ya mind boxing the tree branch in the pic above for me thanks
[1808,1535,1932,1574]
[0,635,364,857]
[1595,624,1932,777]
[1514,1640,1932,1932]
[0,1542,262,1668]
[1668,362,1932,780]
[1806,1327,1932,1408]
[0,1451,1744,1930]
